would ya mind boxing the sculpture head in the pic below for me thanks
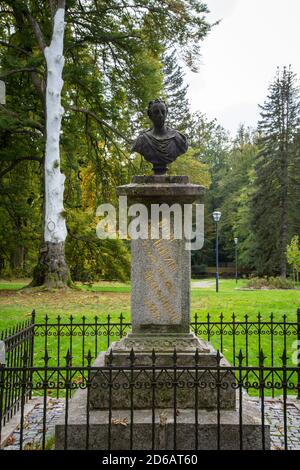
[147,99,168,129]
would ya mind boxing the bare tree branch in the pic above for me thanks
[0,104,44,132]
[0,67,43,79]
[25,11,46,53]
[0,40,31,56]
[68,106,132,145]
[0,156,43,179]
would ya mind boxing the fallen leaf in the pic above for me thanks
[5,435,16,446]
[111,417,128,426]
[159,413,168,426]
[74,377,83,385]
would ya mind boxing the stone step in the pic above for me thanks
[55,389,270,450]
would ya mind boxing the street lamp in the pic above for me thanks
[234,237,238,284]
[212,211,221,293]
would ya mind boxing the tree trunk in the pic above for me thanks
[279,179,288,278]
[279,77,289,279]
[30,2,71,289]
[31,241,71,288]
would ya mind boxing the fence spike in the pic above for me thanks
[65,349,72,365]
[151,348,156,364]
[22,349,29,366]
[129,347,135,365]
[86,349,93,365]
[107,348,114,365]
[216,349,221,364]
[194,348,200,364]
[173,347,177,364]
[237,349,245,365]
[43,349,50,365]
[281,348,288,365]
[258,348,266,365]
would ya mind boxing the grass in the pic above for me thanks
[0,278,299,365]
[0,278,299,397]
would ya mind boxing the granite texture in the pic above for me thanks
[117,176,204,335]
[55,388,270,450]
[88,344,236,411]
[131,238,190,333]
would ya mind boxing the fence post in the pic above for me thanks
[29,310,36,399]
[0,363,5,446]
[297,308,300,400]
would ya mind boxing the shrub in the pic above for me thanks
[246,276,295,290]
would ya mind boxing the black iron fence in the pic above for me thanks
[0,316,35,425]
[0,309,300,450]
[0,349,299,450]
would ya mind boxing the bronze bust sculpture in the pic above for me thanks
[132,99,188,175]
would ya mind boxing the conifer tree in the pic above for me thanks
[252,67,300,276]
[162,51,192,133]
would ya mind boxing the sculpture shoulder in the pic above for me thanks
[173,129,189,150]
[132,129,151,152]
[174,129,188,141]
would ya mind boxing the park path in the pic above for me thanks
[192,280,214,288]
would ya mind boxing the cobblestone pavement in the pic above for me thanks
[2,396,300,450]
[3,397,65,450]
[248,397,300,450]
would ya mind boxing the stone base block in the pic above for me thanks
[55,389,270,450]
[89,336,236,410]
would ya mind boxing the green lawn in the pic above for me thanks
[0,278,299,396]
[0,278,299,362]
[0,277,299,328]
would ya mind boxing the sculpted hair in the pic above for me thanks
[147,99,168,117]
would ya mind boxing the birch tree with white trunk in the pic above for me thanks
[31,0,71,288]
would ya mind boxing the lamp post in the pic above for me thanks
[212,211,221,293]
[234,237,238,284]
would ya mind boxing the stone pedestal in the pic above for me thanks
[117,175,204,337]
[55,176,270,450]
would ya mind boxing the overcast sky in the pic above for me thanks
[185,0,300,136]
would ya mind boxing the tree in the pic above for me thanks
[287,235,300,282]
[162,51,192,133]
[217,125,258,268]
[0,1,213,286]
[33,1,71,288]
[189,113,230,268]
[252,67,300,277]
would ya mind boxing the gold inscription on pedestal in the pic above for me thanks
[141,238,180,324]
